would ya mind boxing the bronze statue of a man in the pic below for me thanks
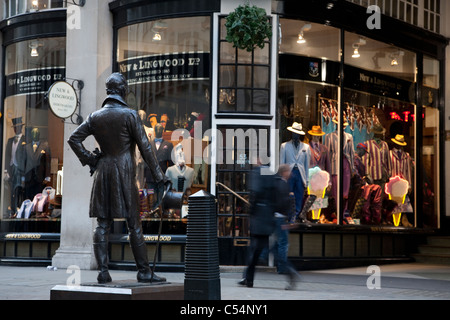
[68,73,168,283]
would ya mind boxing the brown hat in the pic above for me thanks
[372,124,386,135]
[391,134,407,146]
[308,125,325,136]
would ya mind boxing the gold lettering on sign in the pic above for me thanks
[5,233,42,239]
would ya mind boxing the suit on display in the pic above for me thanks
[24,128,51,200]
[68,73,169,284]
[279,122,311,217]
[145,123,174,188]
[4,117,27,215]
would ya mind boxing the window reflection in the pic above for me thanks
[276,19,437,228]
[1,37,66,225]
[117,16,211,222]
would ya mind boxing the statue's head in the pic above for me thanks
[105,73,128,98]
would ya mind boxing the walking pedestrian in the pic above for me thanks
[238,165,276,288]
[273,164,301,290]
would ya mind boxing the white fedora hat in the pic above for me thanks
[287,122,305,135]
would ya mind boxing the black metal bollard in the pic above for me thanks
[184,190,221,300]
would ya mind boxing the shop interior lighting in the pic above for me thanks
[352,46,360,58]
[29,42,42,57]
[31,0,38,11]
[151,20,168,42]
[390,50,404,67]
[351,38,366,58]
[297,33,306,44]
[152,32,162,41]
[297,24,311,44]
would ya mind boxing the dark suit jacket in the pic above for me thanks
[145,139,174,184]
[24,141,51,183]
[5,135,27,188]
[68,94,165,219]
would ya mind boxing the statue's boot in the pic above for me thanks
[93,242,112,283]
[129,232,166,283]
[94,219,112,283]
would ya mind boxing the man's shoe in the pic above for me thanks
[285,271,301,290]
[237,278,253,288]
[97,270,112,284]
[137,270,166,283]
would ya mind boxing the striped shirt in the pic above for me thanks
[363,139,390,181]
[324,131,355,175]
[389,148,412,187]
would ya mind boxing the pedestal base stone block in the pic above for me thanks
[50,280,184,300]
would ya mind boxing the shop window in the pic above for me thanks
[277,19,439,228]
[117,16,211,227]
[278,20,340,223]
[1,37,66,230]
[421,55,440,228]
[3,0,65,19]
[218,17,271,114]
[344,32,417,227]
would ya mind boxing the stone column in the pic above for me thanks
[52,1,113,270]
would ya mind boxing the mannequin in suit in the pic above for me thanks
[24,128,51,200]
[145,123,174,189]
[4,117,27,215]
[279,122,311,219]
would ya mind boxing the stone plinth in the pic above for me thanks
[50,281,184,300]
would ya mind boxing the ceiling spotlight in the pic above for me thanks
[29,41,42,57]
[390,50,404,66]
[351,37,366,58]
[151,20,167,42]
[297,23,312,45]
[297,33,306,44]
[152,32,161,41]
[31,47,38,57]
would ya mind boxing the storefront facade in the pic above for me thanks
[0,0,448,270]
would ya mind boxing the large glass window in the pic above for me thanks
[3,0,65,19]
[276,19,439,229]
[278,20,340,223]
[1,36,66,231]
[344,32,417,227]
[421,55,440,228]
[117,16,211,226]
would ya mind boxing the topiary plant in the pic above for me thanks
[225,3,272,52]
